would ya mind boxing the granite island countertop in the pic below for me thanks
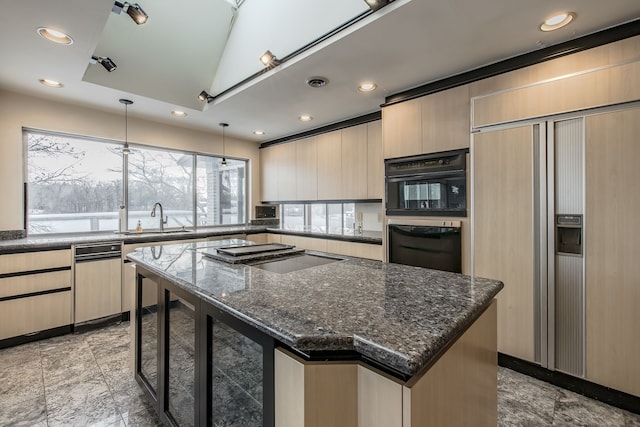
[128,240,503,378]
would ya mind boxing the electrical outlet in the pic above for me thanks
[356,212,363,222]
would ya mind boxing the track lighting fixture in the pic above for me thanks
[259,50,280,67]
[220,123,228,166]
[198,90,214,103]
[112,1,149,25]
[363,0,391,11]
[91,55,117,72]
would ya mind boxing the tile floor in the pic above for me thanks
[0,321,639,426]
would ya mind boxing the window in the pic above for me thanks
[196,156,246,226]
[24,129,248,234]
[128,146,194,230]
[26,131,123,234]
[281,202,382,235]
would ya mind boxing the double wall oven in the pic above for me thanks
[385,150,468,273]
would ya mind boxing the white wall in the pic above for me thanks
[0,89,261,232]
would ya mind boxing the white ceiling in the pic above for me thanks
[1,0,639,143]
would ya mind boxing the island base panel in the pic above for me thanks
[275,299,498,427]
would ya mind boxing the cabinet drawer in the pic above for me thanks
[0,249,71,275]
[0,291,72,340]
[0,269,71,299]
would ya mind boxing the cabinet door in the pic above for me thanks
[296,137,318,200]
[75,258,122,323]
[341,124,368,200]
[278,143,297,201]
[366,121,383,200]
[382,99,421,160]
[317,131,343,200]
[473,125,535,362]
[261,146,278,202]
[422,85,470,152]
[585,108,640,397]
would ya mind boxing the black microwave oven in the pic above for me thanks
[385,149,467,217]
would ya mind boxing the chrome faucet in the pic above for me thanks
[150,202,168,231]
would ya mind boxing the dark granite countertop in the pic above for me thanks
[128,240,503,377]
[0,225,382,254]
[0,226,266,254]
[265,226,383,244]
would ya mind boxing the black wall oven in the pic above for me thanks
[388,222,462,273]
[385,149,467,217]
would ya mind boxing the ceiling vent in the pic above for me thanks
[306,76,329,88]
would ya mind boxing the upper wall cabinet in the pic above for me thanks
[422,85,470,154]
[382,85,470,160]
[295,137,318,201]
[341,124,368,200]
[260,142,296,202]
[317,131,343,200]
[260,120,383,202]
[382,99,422,159]
[367,121,383,200]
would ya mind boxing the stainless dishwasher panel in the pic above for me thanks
[74,242,122,325]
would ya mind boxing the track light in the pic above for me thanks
[198,90,214,103]
[363,0,391,11]
[91,55,117,72]
[259,50,280,67]
[112,1,149,25]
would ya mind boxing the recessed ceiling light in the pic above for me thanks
[171,110,187,117]
[298,115,313,122]
[253,130,265,136]
[39,79,63,88]
[540,12,575,32]
[358,82,377,92]
[37,27,73,45]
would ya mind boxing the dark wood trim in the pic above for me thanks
[0,265,71,279]
[0,325,72,350]
[498,353,640,416]
[259,111,382,148]
[383,20,640,106]
[0,286,71,303]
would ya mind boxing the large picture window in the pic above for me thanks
[24,129,248,235]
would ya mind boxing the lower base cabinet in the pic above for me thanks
[275,300,497,427]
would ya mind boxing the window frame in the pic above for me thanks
[23,127,249,235]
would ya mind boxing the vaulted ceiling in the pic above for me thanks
[1,0,638,142]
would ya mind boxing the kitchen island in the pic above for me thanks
[128,239,503,426]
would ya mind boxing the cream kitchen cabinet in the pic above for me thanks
[382,86,470,161]
[75,257,121,324]
[295,136,318,200]
[260,142,296,202]
[317,131,343,200]
[275,300,497,426]
[584,108,640,397]
[472,125,535,362]
[341,124,368,200]
[0,249,72,342]
[366,121,383,200]
[382,98,422,160]
[421,85,470,153]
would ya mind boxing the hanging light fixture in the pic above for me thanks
[120,98,133,154]
[220,123,228,166]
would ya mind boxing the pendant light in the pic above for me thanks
[120,98,133,154]
[219,122,228,166]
